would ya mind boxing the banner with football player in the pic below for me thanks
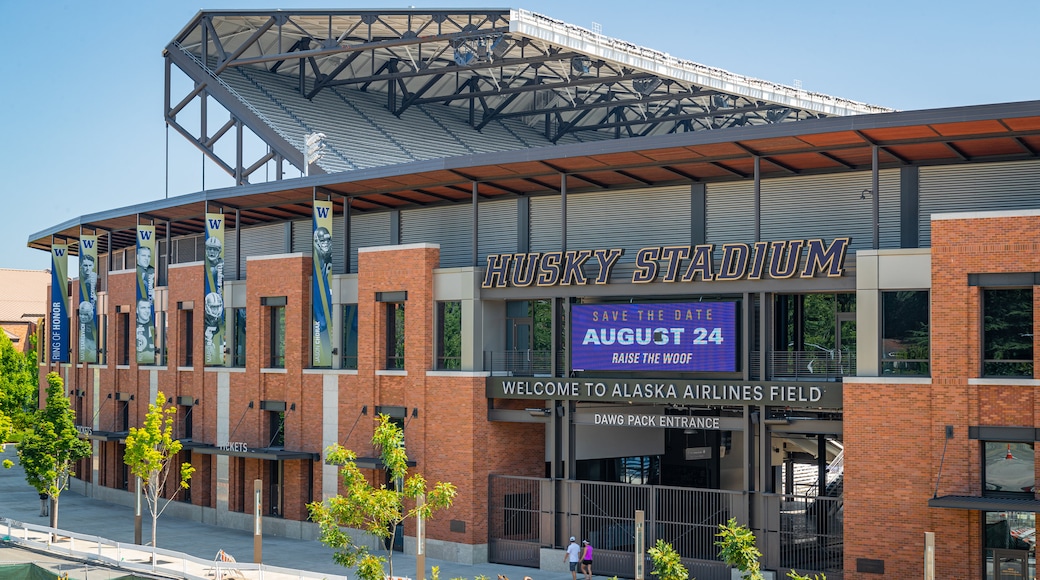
[78,236,98,363]
[204,213,225,366]
[135,226,156,365]
[312,200,333,367]
[49,244,69,363]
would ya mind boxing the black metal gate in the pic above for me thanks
[489,476,842,580]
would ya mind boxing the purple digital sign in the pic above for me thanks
[571,302,737,372]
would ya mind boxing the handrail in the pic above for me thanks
[0,517,349,580]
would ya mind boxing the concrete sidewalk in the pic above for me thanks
[0,446,573,580]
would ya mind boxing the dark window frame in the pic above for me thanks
[385,302,405,370]
[880,290,930,376]
[982,287,1034,378]
[436,301,462,370]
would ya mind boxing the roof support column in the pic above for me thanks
[344,197,352,274]
[872,145,879,250]
[753,156,761,241]
[560,173,567,253]
[234,209,241,281]
[472,181,479,267]
[236,120,244,185]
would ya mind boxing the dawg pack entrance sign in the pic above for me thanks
[481,237,849,288]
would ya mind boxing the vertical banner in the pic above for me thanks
[312,200,333,367]
[49,245,69,363]
[78,236,98,363]
[204,213,226,366]
[135,226,156,365]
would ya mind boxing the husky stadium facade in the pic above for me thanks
[28,8,1040,580]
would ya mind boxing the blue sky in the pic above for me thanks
[2,0,1037,270]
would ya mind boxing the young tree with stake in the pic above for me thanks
[308,414,457,580]
[17,372,91,529]
[123,390,194,548]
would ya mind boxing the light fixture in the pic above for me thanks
[860,189,873,200]
[571,56,591,74]
[248,401,254,409]
[526,407,551,417]
[331,347,339,355]
[290,403,296,411]
[633,78,662,95]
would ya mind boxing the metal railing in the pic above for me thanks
[488,476,841,580]
[750,351,856,380]
[484,350,553,376]
[766,493,844,577]
[0,517,348,580]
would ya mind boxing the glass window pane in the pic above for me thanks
[985,442,1035,495]
[341,304,358,370]
[983,289,1034,377]
[881,291,930,376]
[437,301,462,370]
[234,308,246,367]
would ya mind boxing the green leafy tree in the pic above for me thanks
[787,571,826,580]
[715,517,763,580]
[308,414,457,580]
[123,391,194,548]
[0,330,36,430]
[648,539,690,580]
[17,372,92,528]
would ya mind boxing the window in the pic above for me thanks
[157,310,168,366]
[267,411,285,448]
[269,305,286,368]
[180,310,194,367]
[181,404,194,440]
[437,301,462,370]
[984,511,1034,575]
[983,288,1033,377]
[232,308,246,367]
[93,314,107,365]
[984,441,1035,496]
[881,291,929,375]
[118,312,130,366]
[341,304,358,369]
[386,303,405,369]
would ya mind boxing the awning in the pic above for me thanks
[84,430,128,442]
[327,456,416,469]
[929,495,1040,512]
[189,445,319,461]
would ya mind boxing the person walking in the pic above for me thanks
[581,540,593,580]
[564,536,581,580]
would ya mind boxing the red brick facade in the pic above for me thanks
[845,213,1040,579]
[43,244,546,554]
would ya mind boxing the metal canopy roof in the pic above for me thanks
[162,8,890,182]
[28,99,1040,254]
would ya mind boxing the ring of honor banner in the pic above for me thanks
[312,200,333,367]
[78,236,98,363]
[49,245,69,363]
[204,213,226,366]
[136,226,156,365]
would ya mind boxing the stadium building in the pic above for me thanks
[28,8,1040,580]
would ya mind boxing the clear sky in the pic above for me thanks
[2,0,1037,270]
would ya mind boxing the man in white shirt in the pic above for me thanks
[564,536,581,580]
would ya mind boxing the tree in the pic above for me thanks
[648,539,690,580]
[123,390,194,548]
[715,517,763,580]
[0,330,36,430]
[17,372,92,528]
[308,414,457,580]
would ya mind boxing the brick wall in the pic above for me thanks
[844,214,1040,579]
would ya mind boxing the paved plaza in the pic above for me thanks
[0,447,571,580]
